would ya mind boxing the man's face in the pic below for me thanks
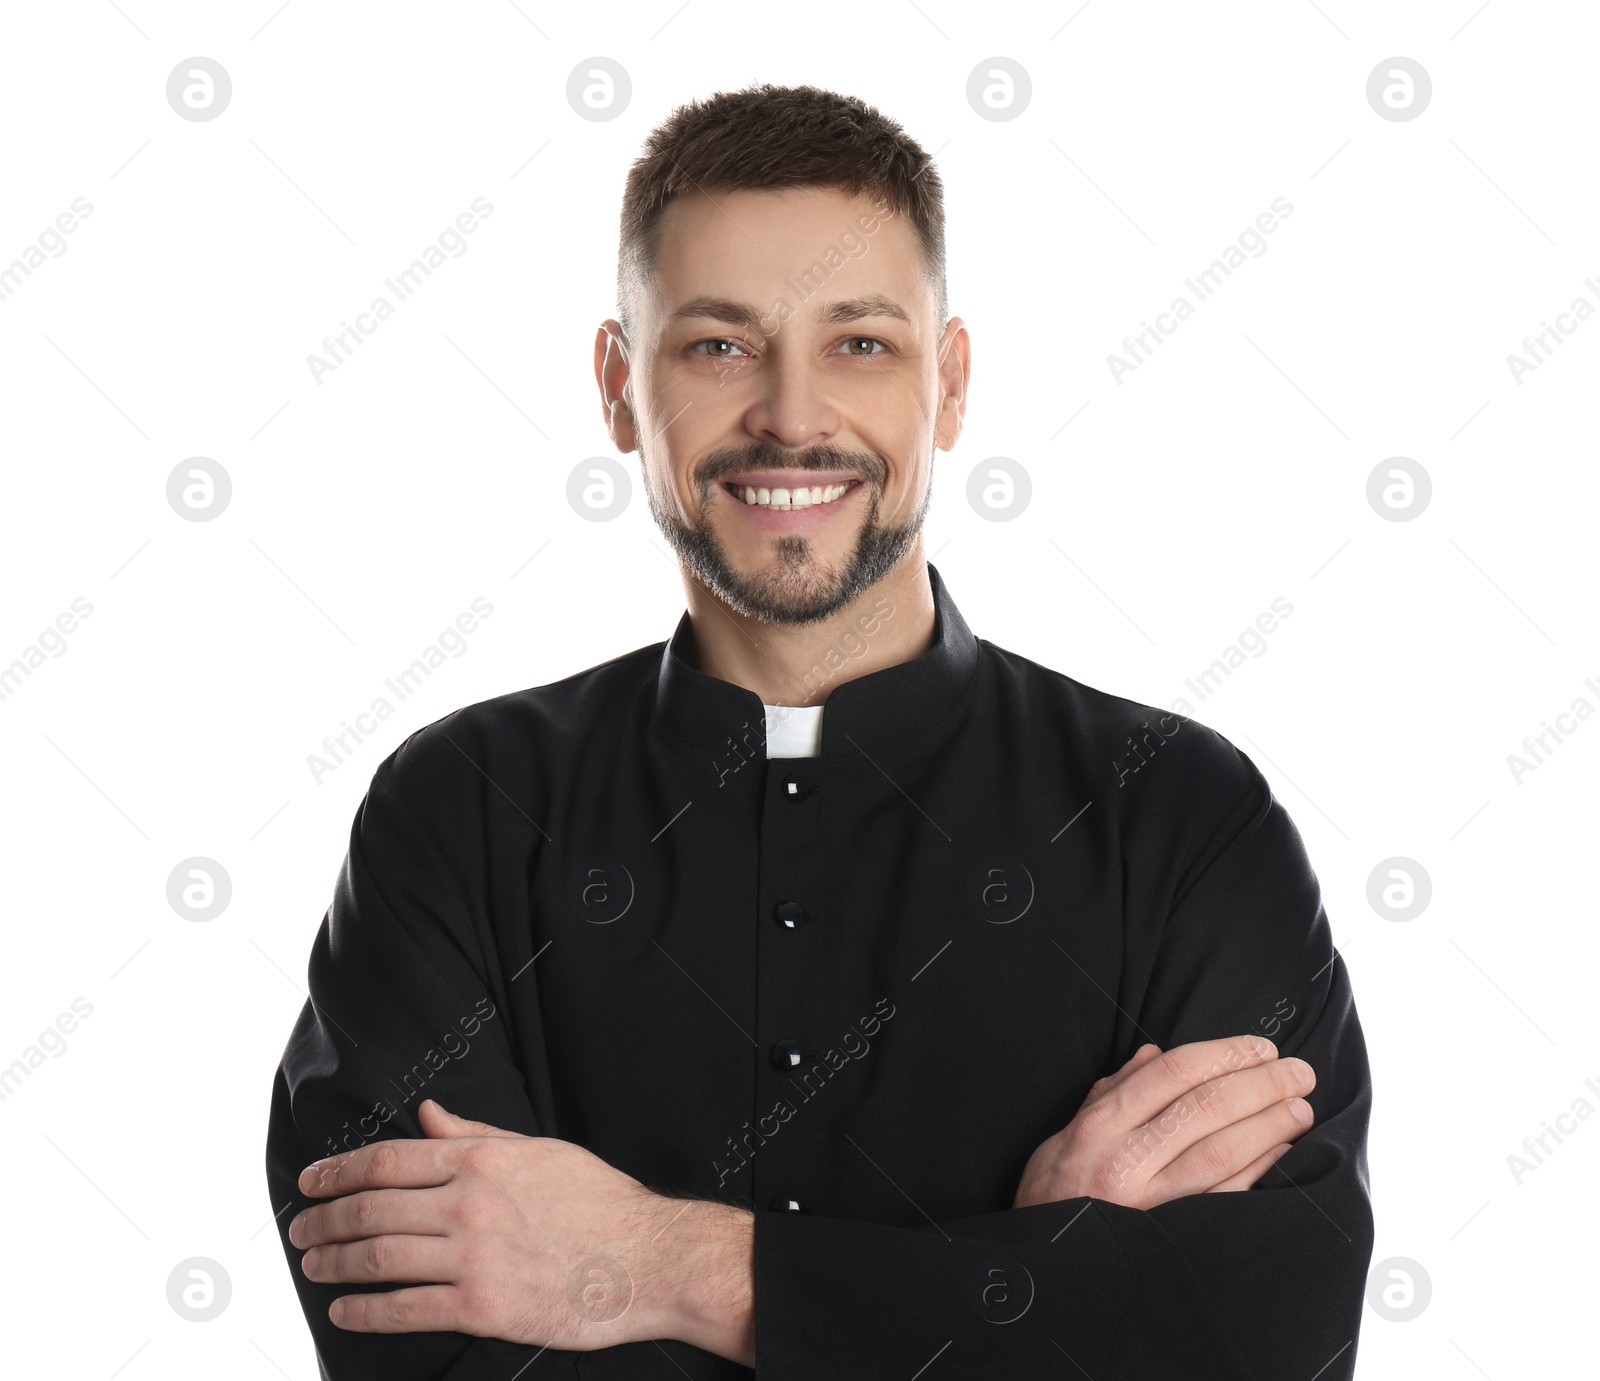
[601,186,966,626]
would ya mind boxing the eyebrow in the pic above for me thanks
[668,293,913,330]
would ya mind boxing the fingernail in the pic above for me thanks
[1288,1097,1314,1125]
[1290,1059,1314,1090]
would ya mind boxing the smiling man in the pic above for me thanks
[267,84,1374,1380]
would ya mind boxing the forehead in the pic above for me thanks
[644,185,928,326]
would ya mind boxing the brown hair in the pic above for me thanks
[616,83,948,340]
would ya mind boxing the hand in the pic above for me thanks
[1012,1034,1316,1210]
[290,1099,680,1348]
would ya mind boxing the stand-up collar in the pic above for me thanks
[653,562,981,755]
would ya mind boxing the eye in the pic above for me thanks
[689,338,753,359]
[838,336,888,356]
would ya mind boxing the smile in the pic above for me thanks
[722,480,858,511]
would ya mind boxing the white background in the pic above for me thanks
[1,1,1595,1376]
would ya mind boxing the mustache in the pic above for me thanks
[696,444,886,490]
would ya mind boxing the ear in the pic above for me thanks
[933,316,971,452]
[595,319,639,453]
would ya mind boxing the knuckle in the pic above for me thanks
[364,1236,391,1275]
[1073,1097,1117,1143]
[1150,1049,1186,1085]
[384,1291,413,1328]
[370,1142,402,1182]
[1196,1138,1237,1181]
[461,1139,500,1176]
[354,1193,380,1228]
[1085,1157,1124,1201]
[1183,1086,1226,1129]
[1104,1082,1146,1128]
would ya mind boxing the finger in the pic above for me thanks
[330,1283,465,1334]
[419,1098,519,1139]
[299,1137,458,1198]
[294,1187,455,1248]
[1209,1141,1293,1193]
[1104,1033,1279,1131]
[1149,1096,1315,1200]
[1083,1043,1164,1106]
[1113,1060,1312,1190]
[304,1232,457,1287]
[1182,1052,1314,1134]
[1107,1043,1164,1087]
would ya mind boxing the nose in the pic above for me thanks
[742,355,840,450]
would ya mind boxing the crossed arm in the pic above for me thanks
[287,1032,1316,1367]
[274,744,1369,1377]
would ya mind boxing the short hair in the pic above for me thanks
[616,83,948,344]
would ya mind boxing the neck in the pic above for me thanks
[681,549,936,708]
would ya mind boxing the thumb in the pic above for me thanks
[418,1097,517,1139]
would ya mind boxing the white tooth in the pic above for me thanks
[809,486,822,505]
[757,487,770,505]
[771,487,790,507]
[792,487,812,508]
[743,486,757,504]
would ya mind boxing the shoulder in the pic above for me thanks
[978,636,1265,817]
[372,637,665,804]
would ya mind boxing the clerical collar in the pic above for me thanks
[653,561,981,756]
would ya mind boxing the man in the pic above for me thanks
[267,83,1373,1379]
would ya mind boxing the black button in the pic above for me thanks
[768,1196,805,1212]
[782,774,814,801]
[770,1039,806,1069]
[774,900,808,929]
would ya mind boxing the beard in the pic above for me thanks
[641,438,931,627]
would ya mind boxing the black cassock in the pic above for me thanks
[265,562,1374,1379]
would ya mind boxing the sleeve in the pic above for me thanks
[263,745,582,1381]
[750,744,1374,1380]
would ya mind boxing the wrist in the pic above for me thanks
[643,1197,755,1365]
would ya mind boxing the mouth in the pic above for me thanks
[720,478,862,511]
